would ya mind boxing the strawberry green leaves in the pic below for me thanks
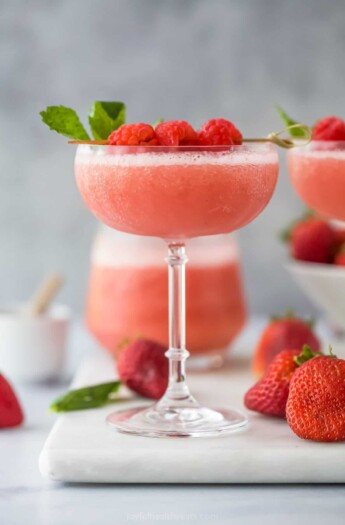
[294,345,322,367]
[40,101,126,141]
[276,105,308,138]
[88,101,126,140]
[40,106,90,140]
[50,381,122,412]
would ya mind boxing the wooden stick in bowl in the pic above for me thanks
[28,273,64,316]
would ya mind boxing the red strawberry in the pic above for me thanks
[245,349,300,417]
[335,253,345,266]
[290,218,337,263]
[334,243,345,266]
[313,116,345,141]
[334,227,345,247]
[117,339,168,400]
[252,314,320,377]
[0,374,24,429]
[287,349,345,441]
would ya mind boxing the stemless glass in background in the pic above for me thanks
[86,227,247,368]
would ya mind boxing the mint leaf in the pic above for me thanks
[88,101,126,140]
[40,106,90,140]
[276,105,307,138]
[50,381,122,412]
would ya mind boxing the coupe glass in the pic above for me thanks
[288,142,345,221]
[75,143,279,437]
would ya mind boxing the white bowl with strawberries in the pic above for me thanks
[284,213,345,330]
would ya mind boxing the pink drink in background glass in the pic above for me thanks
[86,230,247,360]
[75,143,278,437]
[288,142,345,221]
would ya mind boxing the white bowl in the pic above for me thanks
[0,304,70,382]
[286,261,345,330]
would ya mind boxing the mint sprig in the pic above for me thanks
[276,105,308,138]
[50,381,122,412]
[40,101,126,141]
[40,106,90,140]
[88,101,125,140]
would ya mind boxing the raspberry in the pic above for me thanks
[197,118,242,146]
[117,339,168,400]
[108,123,159,146]
[155,120,198,146]
[313,116,345,141]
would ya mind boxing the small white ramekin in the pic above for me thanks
[0,304,70,382]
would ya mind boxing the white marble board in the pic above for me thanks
[39,341,345,484]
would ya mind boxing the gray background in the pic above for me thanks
[1,0,345,315]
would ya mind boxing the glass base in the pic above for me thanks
[106,404,248,438]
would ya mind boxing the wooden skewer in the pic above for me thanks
[68,124,313,150]
[68,140,107,145]
[28,273,64,316]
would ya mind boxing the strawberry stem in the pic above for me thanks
[269,310,314,328]
[294,344,322,366]
[328,344,337,358]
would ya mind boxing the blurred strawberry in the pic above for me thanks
[291,218,337,263]
[0,374,24,429]
[335,244,345,266]
[333,226,345,247]
[252,313,320,377]
[281,212,337,264]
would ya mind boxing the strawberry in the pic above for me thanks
[290,218,337,264]
[252,313,320,377]
[334,226,345,247]
[245,349,301,417]
[334,243,345,266]
[287,349,345,441]
[117,339,168,400]
[0,374,24,429]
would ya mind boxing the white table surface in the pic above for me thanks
[1,319,345,525]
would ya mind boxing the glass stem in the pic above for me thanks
[162,242,192,403]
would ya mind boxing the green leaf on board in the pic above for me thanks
[50,381,122,412]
